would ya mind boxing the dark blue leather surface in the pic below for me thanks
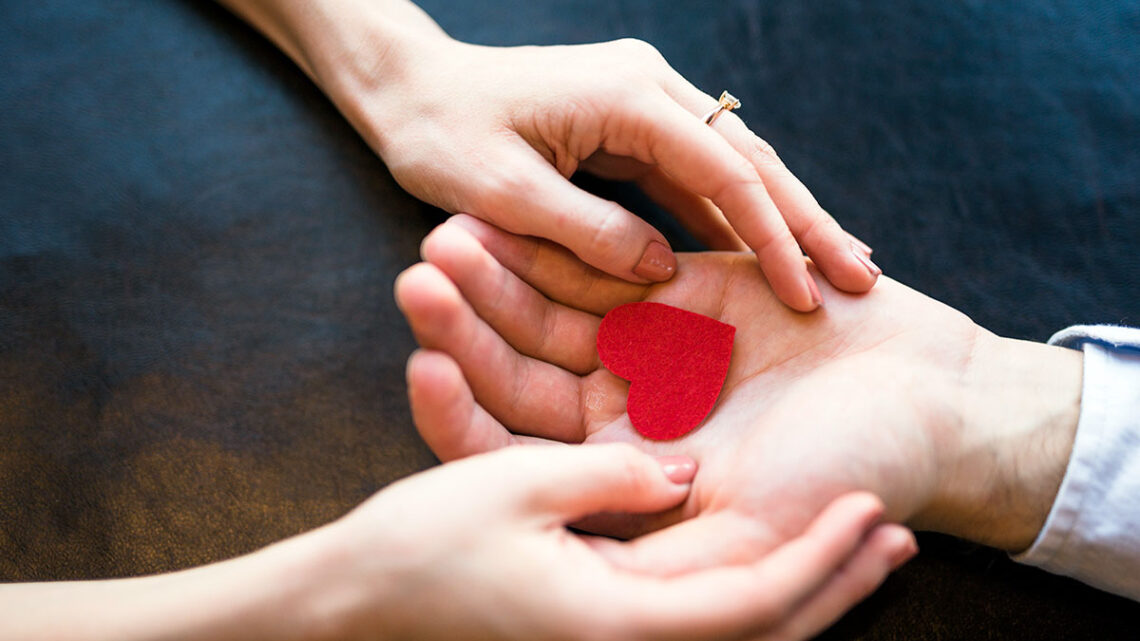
[2,1,1138,637]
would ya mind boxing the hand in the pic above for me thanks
[0,444,912,641]
[218,0,881,310]
[396,216,1083,575]
[314,444,911,641]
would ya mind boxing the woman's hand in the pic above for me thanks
[0,444,914,641]
[313,445,913,641]
[397,216,1082,575]
[217,0,880,311]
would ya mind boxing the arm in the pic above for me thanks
[0,445,913,641]
[0,536,329,641]
[214,0,881,310]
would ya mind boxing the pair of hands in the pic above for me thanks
[219,1,1076,635]
[396,215,967,555]
[392,215,1081,638]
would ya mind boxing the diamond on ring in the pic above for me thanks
[702,90,741,126]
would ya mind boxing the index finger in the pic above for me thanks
[602,93,820,312]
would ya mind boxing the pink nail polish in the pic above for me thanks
[805,274,823,309]
[851,242,882,277]
[633,241,677,282]
[657,456,697,484]
[848,234,873,256]
[891,538,919,569]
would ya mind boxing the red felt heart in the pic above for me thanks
[597,302,735,441]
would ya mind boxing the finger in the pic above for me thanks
[614,493,887,640]
[664,82,881,293]
[465,147,678,283]
[407,350,689,543]
[705,111,880,294]
[765,524,916,641]
[420,221,601,374]
[575,154,745,251]
[601,93,819,311]
[395,262,588,441]
[634,168,747,251]
[446,214,651,316]
[571,508,688,542]
[586,510,765,576]
[492,443,695,521]
[407,349,537,461]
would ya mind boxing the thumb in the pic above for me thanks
[494,444,696,523]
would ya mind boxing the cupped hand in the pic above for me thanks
[397,215,987,575]
[313,442,912,641]
[339,29,879,310]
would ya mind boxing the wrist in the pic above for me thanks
[921,332,1082,551]
[217,0,454,124]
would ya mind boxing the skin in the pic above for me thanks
[398,215,1084,577]
[216,0,882,310]
[0,445,914,641]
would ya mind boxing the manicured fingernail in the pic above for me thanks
[848,234,873,256]
[805,273,823,309]
[851,242,882,277]
[633,241,677,282]
[657,456,697,484]
[891,537,919,569]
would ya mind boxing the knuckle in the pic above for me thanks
[748,135,783,167]
[603,443,649,483]
[611,37,664,63]
[753,226,800,266]
[470,162,532,213]
[798,213,842,249]
[584,204,635,265]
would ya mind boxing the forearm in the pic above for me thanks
[920,332,1083,552]
[0,529,344,641]
[215,0,460,159]
[216,0,446,80]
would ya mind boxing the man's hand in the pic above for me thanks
[397,215,1083,576]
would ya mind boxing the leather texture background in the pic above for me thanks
[2,1,1138,638]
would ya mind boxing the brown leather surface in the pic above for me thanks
[2,1,1138,638]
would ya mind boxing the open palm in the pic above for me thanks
[397,215,984,574]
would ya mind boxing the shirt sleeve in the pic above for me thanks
[1012,324,1140,601]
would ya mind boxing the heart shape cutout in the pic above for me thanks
[597,302,735,440]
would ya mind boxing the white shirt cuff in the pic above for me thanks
[1012,325,1140,600]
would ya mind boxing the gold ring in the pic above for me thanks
[702,90,741,126]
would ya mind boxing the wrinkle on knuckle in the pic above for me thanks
[798,213,842,250]
[753,227,798,266]
[612,446,651,492]
[533,299,558,357]
[748,135,783,168]
[506,358,533,419]
[584,204,632,267]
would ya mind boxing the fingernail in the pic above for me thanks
[891,537,919,569]
[805,273,823,309]
[851,242,882,277]
[657,456,697,484]
[633,241,677,282]
[848,234,873,256]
